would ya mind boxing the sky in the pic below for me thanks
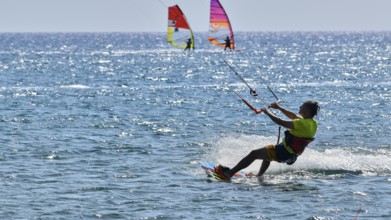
[0,0,390,32]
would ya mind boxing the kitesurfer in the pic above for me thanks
[214,100,320,180]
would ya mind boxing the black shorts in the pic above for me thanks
[267,143,298,165]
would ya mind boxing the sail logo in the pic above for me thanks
[168,20,176,27]
[210,23,221,31]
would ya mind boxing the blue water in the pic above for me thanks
[0,32,390,219]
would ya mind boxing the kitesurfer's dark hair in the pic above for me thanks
[304,100,320,117]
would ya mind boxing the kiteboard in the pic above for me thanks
[199,161,254,181]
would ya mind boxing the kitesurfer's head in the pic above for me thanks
[299,100,320,118]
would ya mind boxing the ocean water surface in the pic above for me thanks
[0,32,390,219]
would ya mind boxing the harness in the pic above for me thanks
[284,130,314,155]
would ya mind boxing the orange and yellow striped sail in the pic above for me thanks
[208,0,234,49]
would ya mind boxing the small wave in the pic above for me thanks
[295,168,363,176]
[112,49,184,55]
[60,84,91,89]
[277,80,391,88]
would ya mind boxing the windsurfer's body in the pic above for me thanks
[214,100,320,181]
[184,38,192,51]
[224,36,232,51]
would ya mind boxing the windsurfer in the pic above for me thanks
[224,36,231,51]
[214,100,320,181]
[184,38,192,51]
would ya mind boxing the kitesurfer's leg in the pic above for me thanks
[224,147,269,178]
[257,160,270,177]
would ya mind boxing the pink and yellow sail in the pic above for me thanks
[208,0,234,49]
[167,5,194,49]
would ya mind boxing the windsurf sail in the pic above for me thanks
[167,5,194,49]
[208,0,234,49]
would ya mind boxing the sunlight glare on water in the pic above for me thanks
[0,32,390,219]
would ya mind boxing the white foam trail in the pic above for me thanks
[60,84,91,89]
[208,134,391,176]
[298,148,391,175]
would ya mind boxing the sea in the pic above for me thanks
[0,32,390,219]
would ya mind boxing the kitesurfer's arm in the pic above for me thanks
[269,102,302,120]
[262,108,294,129]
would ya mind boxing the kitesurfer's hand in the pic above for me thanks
[254,109,263,114]
[268,102,281,109]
